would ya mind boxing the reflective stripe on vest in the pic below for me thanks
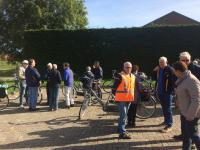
[115,73,135,102]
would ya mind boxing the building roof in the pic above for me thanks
[144,11,200,27]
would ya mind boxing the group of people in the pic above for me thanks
[17,59,103,111]
[17,51,200,149]
[112,51,200,150]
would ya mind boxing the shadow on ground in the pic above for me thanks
[0,116,181,150]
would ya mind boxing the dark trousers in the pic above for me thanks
[158,93,173,127]
[181,115,200,150]
[127,103,137,125]
[46,84,50,105]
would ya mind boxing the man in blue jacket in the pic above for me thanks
[25,59,41,111]
[153,56,175,133]
[63,63,74,109]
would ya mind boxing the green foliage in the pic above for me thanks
[24,26,200,77]
[0,0,88,56]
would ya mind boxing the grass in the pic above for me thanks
[0,60,18,82]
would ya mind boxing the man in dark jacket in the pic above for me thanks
[25,59,41,111]
[91,61,103,80]
[153,56,175,133]
[43,63,53,105]
[80,66,94,90]
[48,64,62,111]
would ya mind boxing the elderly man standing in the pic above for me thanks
[48,64,62,111]
[112,62,136,139]
[25,59,41,111]
[153,57,175,133]
[18,60,28,108]
[63,63,74,109]
[44,63,53,105]
[173,61,200,150]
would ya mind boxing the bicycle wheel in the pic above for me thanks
[7,85,20,100]
[0,96,9,110]
[136,96,156,119]
[79,95,90,120]
[104,93,116,112]
[91,86,102,104]
[102,80,114,93]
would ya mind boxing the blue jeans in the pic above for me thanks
[19,80,26,105]
[118,102,130,134]
[49,87,60,110]
[181,115,200,150]
[158,93,173,127]
[28,87,38,109]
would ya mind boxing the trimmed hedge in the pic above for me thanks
[24,26,200,78]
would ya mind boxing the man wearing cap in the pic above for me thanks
[18,60,28,108]
[112,62,136,139]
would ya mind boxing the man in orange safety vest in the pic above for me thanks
[112,61,136,139]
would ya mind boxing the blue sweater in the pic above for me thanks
[64,68,74,87]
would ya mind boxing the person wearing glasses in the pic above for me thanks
[173,61,200,150]
[112,62,136,139]
[179,52,200,80]
[174,51,200,146]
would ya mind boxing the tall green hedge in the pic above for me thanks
[24,26,200,78]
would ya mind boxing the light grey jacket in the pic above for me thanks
[175,70,200,120]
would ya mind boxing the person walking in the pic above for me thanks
[112,62,136,139]
[25,59,41,111]
[153,56,175,133]
[18,60,28,108]
[48,64,62,111]
[173,61,200,150]
[63,63,74,109]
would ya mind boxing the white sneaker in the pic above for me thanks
[19,105,24,108]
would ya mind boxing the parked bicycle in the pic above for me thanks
[102,70,117,93]
[0,84,9,110]
[6,73,20,100]
[103,71,157,119]
[79,87,105,120]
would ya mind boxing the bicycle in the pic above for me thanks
[0,84,9,110]
[102,70,117,93]
[103,72,157,119]
[6,73,20,100]
[79,88,105,120]
[135,76,157,119]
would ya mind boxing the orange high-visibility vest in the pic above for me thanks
[115,72,135,102]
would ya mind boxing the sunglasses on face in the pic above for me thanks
[180,59,189,62]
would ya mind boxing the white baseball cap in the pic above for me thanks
[22,60,28,64]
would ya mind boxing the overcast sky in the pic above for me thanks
[85,0,200,28]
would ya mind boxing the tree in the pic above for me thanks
[0,0,88,56]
